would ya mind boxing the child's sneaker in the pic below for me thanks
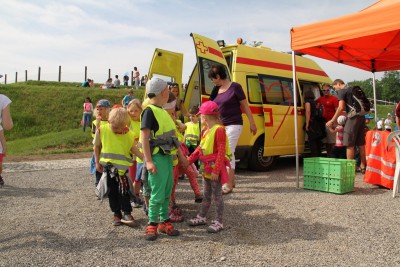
[194,194,203,203]
[207,220,223,233]
[131,198,143,208]
[145,224,158,241]
[0,176,4,187]
[113,215,122,226]
[169,212,184,223]
[187,215,207,226]
[158,221,180,236]
[121,214,135,227]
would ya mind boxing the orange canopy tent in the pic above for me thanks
[290,0,400,72]
[289,0,400,188]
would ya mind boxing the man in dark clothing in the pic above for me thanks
[326,79,366,172]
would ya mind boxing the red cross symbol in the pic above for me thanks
[196,40,208,54]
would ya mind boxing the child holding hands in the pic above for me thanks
[187,101,231,233]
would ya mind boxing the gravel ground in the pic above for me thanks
[1,157,399,266]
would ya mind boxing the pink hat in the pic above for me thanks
[197,101,219,115]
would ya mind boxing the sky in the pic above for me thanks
[0,0,382,85]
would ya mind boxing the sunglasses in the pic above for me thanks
[322,89,330,92]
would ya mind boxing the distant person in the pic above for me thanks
[376,117,383,130]
[304,90,325,157]
[317,83,338,157]
[121,89,135,108]
[123,74,129,87]
[169,83,189,119]
[82,97,93,132]
[133,67,140,90]
[384,113,392,132]
[0,94,13,187]
[103,78,113,89]
[81,79,91,87]
[89,79,94,88]
[396,99,400,130]
[113,75,121,88]
[327,79,366,173]
[143,75,148,86]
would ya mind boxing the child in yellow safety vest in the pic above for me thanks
[93,107,143,227]
[186,101,232,233]
[140,78,187,241]
[184,106,201,170]
[91,99,111,188]
[127,99,145,209]
[163,93,203,223]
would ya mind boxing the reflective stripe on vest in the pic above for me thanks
[99,124,134,174]
[364,130,396,189]
[199,124,232,178]
[138,104,178,157]
[185,121,200,146]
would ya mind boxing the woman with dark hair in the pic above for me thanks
[208,64,257,194]
[169,83,189,119]
[304,90,325,157]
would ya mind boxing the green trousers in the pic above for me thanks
[148,153,173,223]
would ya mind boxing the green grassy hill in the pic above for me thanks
[1,81,144,156]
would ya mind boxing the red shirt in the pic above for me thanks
[317,95,339,121]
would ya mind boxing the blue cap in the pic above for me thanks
[365,114,374,119]
[96,99,111,108]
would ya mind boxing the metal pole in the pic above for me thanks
[108,69,111,79]
[38,67,41,81]
[372,72,378,126]
[25,70,27,81]
[4,74,7,84]
[292,51,300,189]
[131,71,134,86]
[58,65,61,82]
[15,72,18,83]
[84,66,87,81]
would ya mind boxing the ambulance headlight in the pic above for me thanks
[217,40,225,47]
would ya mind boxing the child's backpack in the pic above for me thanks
[345,86,371,118]
[84,102,91,112]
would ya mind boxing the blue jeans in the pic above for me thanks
[82,113,92,132]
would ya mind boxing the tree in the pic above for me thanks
[381,71,400,101]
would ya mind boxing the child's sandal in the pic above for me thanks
[207,220,223,233]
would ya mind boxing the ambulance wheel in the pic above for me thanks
[249,138,278,171]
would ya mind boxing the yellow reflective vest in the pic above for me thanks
[99,123,134,175]
[200,124,232,178]
[139,104,179,162]
[184,121,200,147]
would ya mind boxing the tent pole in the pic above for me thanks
[292,51,300,189]
[372,72,378,125]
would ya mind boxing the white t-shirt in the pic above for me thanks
[377,120,383,130]
[384,118,392,130]
[133,70,140,81]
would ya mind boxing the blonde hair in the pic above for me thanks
[108,108,130,128]
[127,99,142,111]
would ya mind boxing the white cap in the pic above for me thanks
[337,115,347,125]
[146,78,167,98]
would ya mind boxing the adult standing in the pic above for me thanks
[169,83,189,119]
[133,67,140,90]
[208,64,257,194]
[316,83,338,157]
[327,79,366,173]
[304,91,325,157]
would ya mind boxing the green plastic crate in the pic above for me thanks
[303,157,355,194]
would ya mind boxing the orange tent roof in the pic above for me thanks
[291,0,400,72]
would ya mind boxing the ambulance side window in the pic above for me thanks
[247,76,262,104]
[259,75,300,106]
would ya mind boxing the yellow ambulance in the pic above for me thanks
[148,33,331,171]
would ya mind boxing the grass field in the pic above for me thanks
[1,81,397,156]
